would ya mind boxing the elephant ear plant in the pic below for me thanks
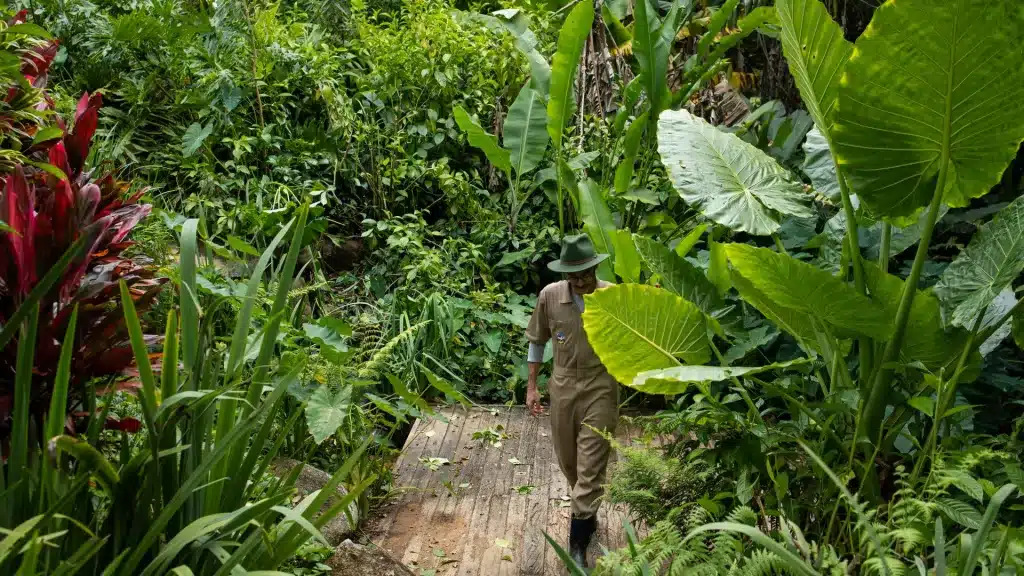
[577,0,1024,569]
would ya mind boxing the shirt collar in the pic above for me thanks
[559,280,573,304]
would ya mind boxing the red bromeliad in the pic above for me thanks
[0,13,165,440]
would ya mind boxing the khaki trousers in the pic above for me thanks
[549,369,618,519]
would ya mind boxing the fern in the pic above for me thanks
[356,320,429,379]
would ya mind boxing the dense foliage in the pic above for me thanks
[2,0,1023,573]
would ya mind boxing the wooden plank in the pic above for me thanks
[478,408,529,574]
[383,411,456,561]
[439,408,497,575]
[519,413,551,576]
[501,412,539,576]
[543,415,571,576]
[398,407,469,571]
[456,408,512,576]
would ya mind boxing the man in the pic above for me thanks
[525,234,618,569]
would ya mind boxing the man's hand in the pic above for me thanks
[526,386,543,416]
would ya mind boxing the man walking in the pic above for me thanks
[525,234,618,569]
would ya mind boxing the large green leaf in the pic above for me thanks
[730,272,820,350]
[305,386,352,445]
[777,0,852,136]
[579,179,616,281]
[833,0,1024,219]
[657,109,813,235]
[583,284,710,385]
[454,106,511,175]
[503,86,549,176]
[633,0,669,115]
[182,122,213,157]
[725,243,892,340]
[935,195,1024,327]
[547,0,593,148]
[632,235,720,314]
[613,111,649,194]
[863,262,975,374]
[612,230,640,284]
[631,358,812,395]
[802,127,840,201]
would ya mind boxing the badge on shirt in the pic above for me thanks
[555,331,567,345]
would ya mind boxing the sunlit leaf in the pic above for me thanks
[583,284,710,385]
[658,109,813,235]
[305,386,352,445]
[833,0,1024,218]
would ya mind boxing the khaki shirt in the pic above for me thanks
[526,280,611,380]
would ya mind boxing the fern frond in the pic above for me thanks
[356,320,429,379]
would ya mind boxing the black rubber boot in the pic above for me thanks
[568,516,596,570]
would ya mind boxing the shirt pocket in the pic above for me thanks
[551,320,572,364]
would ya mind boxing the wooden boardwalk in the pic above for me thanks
[366,405,646,576]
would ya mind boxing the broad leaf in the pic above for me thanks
[633,235,720,314]
[802,127,840,200]
[633,0,669,115]
[547,0,593,148]
[503,86,548,176]
[674,224,707,257]
[182,123,213,157]
[730,272,819,350]
[833,0,1024,218]
[306,386,352,444]
[611,230,640,284]
[613,111,649,194]
[454,106,512,175]
[631,358,812,395]
[777,0,852,136]
[583,284,710,385]
[935,195,1024,328]
[657,109,813,235]
[725,243,892,340]
[864,262,976,375]
[579,179,615,281]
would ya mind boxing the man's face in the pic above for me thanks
[567,267,598,295]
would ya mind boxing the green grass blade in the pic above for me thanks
[117,361,301,576]
[179,219,199,376]
[542,531,587,576]
[934,516,946,576]
[46,306,78,441]
[960,483,1017,575]
[224,219,294,381]
[8,303,39,522]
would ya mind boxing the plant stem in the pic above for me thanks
[711,341,765,427]
[878,223,891,272]
[555,151,565,236]
[835,169,874,383]
[911,311,984,486]
[772,233,786,253]
[858,157,948,460]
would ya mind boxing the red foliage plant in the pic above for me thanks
[0,12,165,440]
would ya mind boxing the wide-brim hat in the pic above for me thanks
[547,234,609,273]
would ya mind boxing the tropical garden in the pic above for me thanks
[1,0,1023,573]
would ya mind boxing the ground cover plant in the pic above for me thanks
[2,0,1023,573]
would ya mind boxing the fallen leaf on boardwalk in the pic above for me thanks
[425,430,436,438]
[459,482,471,489]
[420,570,436,576]
[514,484,535,494]
[420,457,450,471]
[495,538,512,549]
[508,457,522,465]
[502,554,513,562]
[433,548,445,558]
[541,432,548,437]
[559,495,570,501]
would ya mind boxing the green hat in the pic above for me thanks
[547,234,609,273]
